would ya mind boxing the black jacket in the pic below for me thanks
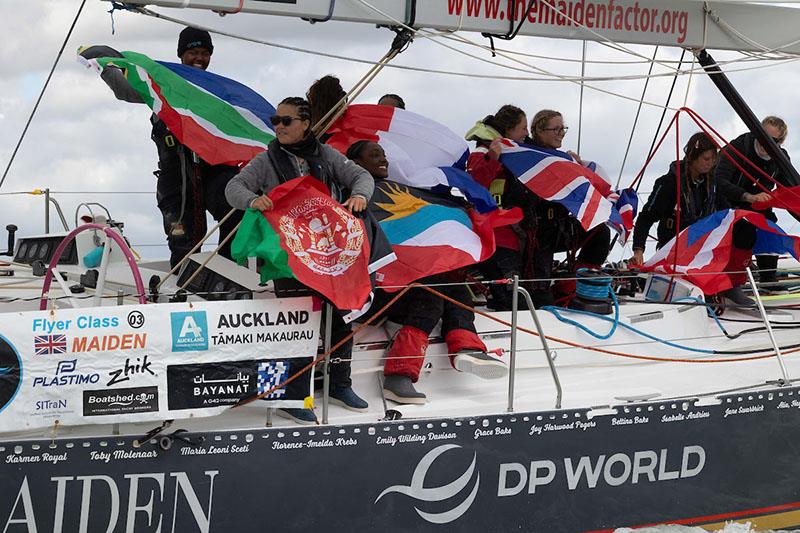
[632,161,746,251]
[714,132,794,208]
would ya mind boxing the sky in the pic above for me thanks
[1,0,800,262]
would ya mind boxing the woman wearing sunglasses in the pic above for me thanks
[225,96,375,424]
[527,109,612,307]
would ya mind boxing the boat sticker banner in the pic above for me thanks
[0,298,320,433]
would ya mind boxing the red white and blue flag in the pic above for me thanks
[498,140,637,240]
[642,209,800,294]
[34,335,68,356]
[327,104,498,213]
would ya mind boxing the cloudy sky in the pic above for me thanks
[2,0,799,261]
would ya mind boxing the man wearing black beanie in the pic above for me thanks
[80,27,242,268]
[177,27,214,70]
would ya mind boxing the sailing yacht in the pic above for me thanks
[2,0,800,530]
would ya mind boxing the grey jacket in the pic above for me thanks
[225,145,375,210]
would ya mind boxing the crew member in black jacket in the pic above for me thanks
[80,28,242,267]
[714,116,791,283]
[630,132,770,304]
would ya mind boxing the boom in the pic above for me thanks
[105,0,800,54]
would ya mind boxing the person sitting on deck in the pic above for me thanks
[465,104,530,310]
[347,140,508,405]
[225,96,374,424]
[714,116,791,285]
[629,132,770,305]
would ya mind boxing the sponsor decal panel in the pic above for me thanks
[0,300,320,433]
[106,355,155,387]
[171,311,209,352]
[32,359,101,388]
[83,387,159,416]
[167,359,312,410]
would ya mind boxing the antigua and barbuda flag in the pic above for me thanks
[642,209,800,294]
[498,140,638,239]
[370,180,522,289]
[81,50,276,166]
[231,177,395,315]
[326,104,498,213]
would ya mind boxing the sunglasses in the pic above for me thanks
[772,136,785,144]
[542,126,569,134]
[270,115,304,127]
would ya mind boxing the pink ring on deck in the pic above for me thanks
[38,224,147,310]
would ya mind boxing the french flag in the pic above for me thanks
[327,104,497,213]
[643,209,800,294]
[498,140,637,238]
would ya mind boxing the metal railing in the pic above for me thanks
[508,276,563,412]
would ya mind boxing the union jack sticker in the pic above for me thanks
[33,335,67,356]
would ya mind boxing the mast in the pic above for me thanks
[106,0,800,54]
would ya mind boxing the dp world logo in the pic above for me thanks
[375,444,480,524]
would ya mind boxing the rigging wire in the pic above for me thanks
[119,5,799,88]
[0,0,87,191]
[615,46,659,189]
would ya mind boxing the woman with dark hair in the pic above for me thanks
[630,131,770,304]
[348,140,506,405]
[306,75,347,131]
[225,96,374,423]
[528,108,613,306]
[465,104,530,310]
[378,94,406,109]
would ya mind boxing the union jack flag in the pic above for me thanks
[34,334,67,356]
[642,209,800,294]
[498,140,637,240]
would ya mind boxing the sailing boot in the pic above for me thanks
[446,329,507,380]
[329,386,369,412]
[721,285,754,307]
[276,408,317,425]
[383,375,426,404]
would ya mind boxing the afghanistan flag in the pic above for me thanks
[82,51,275,166]
[371,180,522,288]
[231,176,375,312]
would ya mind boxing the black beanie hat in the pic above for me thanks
[177,27,214,57]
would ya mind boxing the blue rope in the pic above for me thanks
[673,296,730,337]
[543,290,620,340]
[542,275,716,354]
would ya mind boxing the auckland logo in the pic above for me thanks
[375,444,480,524]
